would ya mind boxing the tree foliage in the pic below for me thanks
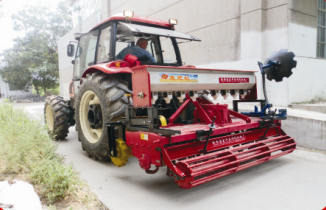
[0,45,32,90]
[0,1,72,94]
[31,63,59,94]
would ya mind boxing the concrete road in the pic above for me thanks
[18,103,326,210]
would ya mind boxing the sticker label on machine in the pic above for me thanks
[211,134,245,146]
[140,133,148,140]
[219,77,249,83]
[159,73,198,83]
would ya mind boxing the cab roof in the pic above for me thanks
[90,13,172,31]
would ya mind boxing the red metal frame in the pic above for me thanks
[91,14,172,31]
[125,93,296,188]
[163,126,295,188]
[81,62,133,78]
[168,95,192,125]
[135,64,257,73]
[131,67,152,107]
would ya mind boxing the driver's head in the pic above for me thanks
[136,38,148,50]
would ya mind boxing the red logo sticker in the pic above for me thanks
[322,206,326,210]
[219,77,249,83]
[161,74,168,79]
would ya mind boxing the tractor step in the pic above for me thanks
[165,134,296,189]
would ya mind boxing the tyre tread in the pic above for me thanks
[44,95,70,140]
[76,73,131,161]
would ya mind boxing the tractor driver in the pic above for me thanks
[116,38,157,63]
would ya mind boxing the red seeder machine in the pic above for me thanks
[45,11,297,189]
[121,49,297,189]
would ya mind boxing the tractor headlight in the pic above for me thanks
[123,10,134,18]
[169,19,178,25]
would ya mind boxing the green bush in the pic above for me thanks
[32,85,60,96]
[0,103,80,203]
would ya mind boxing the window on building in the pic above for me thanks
[317,0,326,58]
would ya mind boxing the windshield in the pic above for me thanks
[115,23,184,66]
[119,22,201,41]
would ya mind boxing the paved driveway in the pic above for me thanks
[19,102,326,210]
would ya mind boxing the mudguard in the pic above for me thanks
[81,61,133,78]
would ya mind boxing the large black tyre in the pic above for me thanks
[75,72,132,161]
[44,95,70,140]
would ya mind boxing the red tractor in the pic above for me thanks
[44,11,297,189]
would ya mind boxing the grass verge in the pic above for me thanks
[0,102,107,209]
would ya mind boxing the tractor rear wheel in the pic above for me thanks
[44,95,70,140]
[75,72,132,161]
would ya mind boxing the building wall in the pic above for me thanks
[58,0,326,105]
[111,0,242,66]
[287,0,326,104]
[58,26,81,100]
[0,76,32,99]
[59,0,110,99]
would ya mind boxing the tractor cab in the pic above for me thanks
[68,12,201,84]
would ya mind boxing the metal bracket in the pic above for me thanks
[259,120,275,128]
[261,61,280,71]
[261,109,287,120]
[241,103,272,117]
[107,122,126,158]
[124,106,181,136]
[241,103,287,120]
[200,116,216,153]
[260,109,277,139]
[125,106,159,129]
[196,130,212,141]
[233,100,266,113]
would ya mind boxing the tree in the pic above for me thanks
[0,46,32,91]
[31,63,59,95]
[0,1,72,94]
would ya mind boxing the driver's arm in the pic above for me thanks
[145,51,157,63]
[116,50,123,60]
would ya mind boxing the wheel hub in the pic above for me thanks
[45,105,54,131]
[88,104,102,129]
[79,90,103,143]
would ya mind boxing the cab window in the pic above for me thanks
[114,23,178,65]
[74,30,98,79]
[97,26,111,63]
[159,37,177,64]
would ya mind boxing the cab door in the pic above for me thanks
[73,30,99,95]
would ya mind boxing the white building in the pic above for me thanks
[0,75,32,99]
[58,0,326,106]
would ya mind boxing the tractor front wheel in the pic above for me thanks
[44,95,70,140]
